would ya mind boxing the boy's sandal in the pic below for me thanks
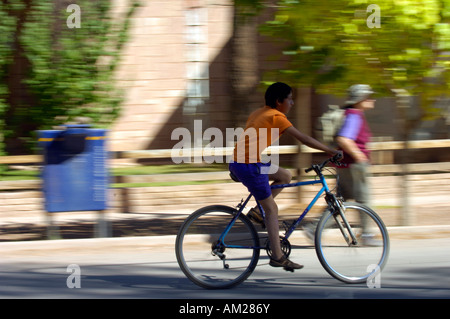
[269,256,304,272]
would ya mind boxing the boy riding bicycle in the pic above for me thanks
[229,82,342,271]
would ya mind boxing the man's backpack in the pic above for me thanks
[315,105,345,146]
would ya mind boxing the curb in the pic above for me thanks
[386,225,450,240]
[0,234,177,254]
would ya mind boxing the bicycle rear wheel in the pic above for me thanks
[175,205,260,289]
[315,202,389,284]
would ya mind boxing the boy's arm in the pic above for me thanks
[284,126,340,157]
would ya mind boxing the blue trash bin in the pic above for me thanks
[38,125,108,213]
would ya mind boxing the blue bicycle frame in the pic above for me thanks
[218,174,332,250]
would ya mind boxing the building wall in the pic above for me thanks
[109,0,234,152]
[107,0,449,157]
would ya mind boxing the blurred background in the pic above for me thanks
[0,0,449,240]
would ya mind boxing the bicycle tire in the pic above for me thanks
[175,205,260,289]
[315,202,390,284]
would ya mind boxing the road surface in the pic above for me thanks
[0,228,449,302]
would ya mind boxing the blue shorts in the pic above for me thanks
[229,162,272,201]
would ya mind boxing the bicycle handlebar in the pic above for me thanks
[304,152,343,174]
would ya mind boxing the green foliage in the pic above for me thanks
[0,0,140,155]
[242,0,450,120]
[0,2,18,157]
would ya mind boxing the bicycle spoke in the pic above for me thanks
[315,203,389,284]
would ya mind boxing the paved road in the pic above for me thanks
[0,228,449,301]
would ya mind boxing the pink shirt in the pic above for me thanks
[337,108,372,165]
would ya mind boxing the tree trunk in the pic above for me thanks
[230,5,259,128]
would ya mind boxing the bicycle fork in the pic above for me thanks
[326,193,358,246]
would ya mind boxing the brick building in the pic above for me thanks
[109,0,449,162]
[110,0,235,152]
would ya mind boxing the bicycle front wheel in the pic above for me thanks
[315,202,389,284]
[175,205,260,289]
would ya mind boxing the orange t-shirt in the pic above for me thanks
[233,106,293,163]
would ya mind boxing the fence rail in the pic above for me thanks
[1,139,450,165]
[0,139,449,234]
[0,139,449,191]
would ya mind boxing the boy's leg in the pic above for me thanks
[268,166,292,198]
[258,195,283,260]
[248,166,292,222]
[259,194,303,269]
[259,167,292,260]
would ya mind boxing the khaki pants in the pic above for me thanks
[337,162,371,206]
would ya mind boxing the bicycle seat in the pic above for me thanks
[229,172,240,182]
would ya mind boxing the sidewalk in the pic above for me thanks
[1,171,449,242]
[0,203,449,243]
[1,225,450,257]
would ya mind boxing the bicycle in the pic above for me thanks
[175,154,390,289]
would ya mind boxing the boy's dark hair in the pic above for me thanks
[265,82,292,108]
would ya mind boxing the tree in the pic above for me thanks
[0,0,139,155]
[0,1,18,157]
[236,0,450,225]
[238,0,450,126]
[230,1,260,127]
